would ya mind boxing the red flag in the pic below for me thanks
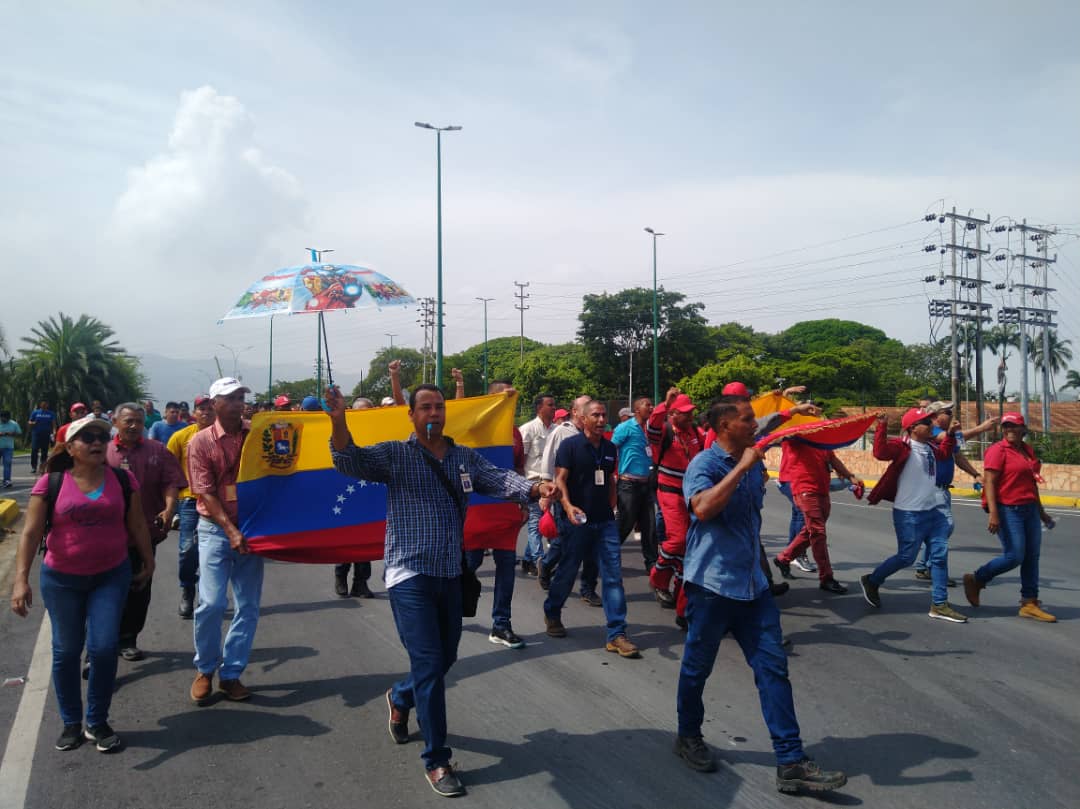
[755,412,881,452]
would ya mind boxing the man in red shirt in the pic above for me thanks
[773,440,862,594]
[55,403,88,444]
[647,387,705,627]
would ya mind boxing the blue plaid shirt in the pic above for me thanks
[331,434,535,578]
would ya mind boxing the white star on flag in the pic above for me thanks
[346,485,355,494]
[337,494,346,503]
[333,505,342,515]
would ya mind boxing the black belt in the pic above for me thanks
[937,484,952,490]
[619,474,650,483]
[658,484,683,495]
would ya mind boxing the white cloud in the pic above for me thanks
[538,23,634,85]
[108,86,307,273]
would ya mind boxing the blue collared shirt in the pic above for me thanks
[330,434,535,578]
[611,418,652,478]
[682,443,769,601]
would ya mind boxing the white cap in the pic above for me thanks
[380,396,396,407]
[209,377,250,399]
[65,415,112,442]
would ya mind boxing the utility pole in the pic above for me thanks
[513,281,530,362]
[476,297,494,390]
[416,297,435,383]
[645,227,665,405]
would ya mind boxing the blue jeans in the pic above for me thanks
[40,559,132,726]
[30,431,52,471]
[193,518,264,680]
[1,446,13,482]
[975,503,1042,600]
[387,574,462,771]
[677,583,804,764]
[915,490,954,572]
[776,481,805,543]
[541,503,599,595]
[524,501,544,564]
[870,508,950,604]
[177,498,199,589]
[543,519,628,642]
[465,548,515,629]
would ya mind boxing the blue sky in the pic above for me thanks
[2,1,1078,398]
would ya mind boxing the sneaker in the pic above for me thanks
[859,574,881,608]
[425,764,466,797]
[119,645,144,662]
[946,577,958,588]
[605,635,641,658]
[350,579,374,598]
[218,679,251,701]
[191,672,213,705]
[770,581,790,597]
[776,757,847,794]
[489,625,526,649]
[178,587,195,619]
[929,602,967,623]
[84,722,121,753]
[334,573,349,598]
[819,578,848,595]
[674,735,717,772]
[580,590,602,607]
[792,554,817,573]
[544,616,567,638]
[386,689,410,743]
[55,723,83,751]
[914,568,931,581]
[1019,600,1057,622]
[773,556,795,580]
[654,587,676,608]
[2,480,12,489]
[962,573,983,607]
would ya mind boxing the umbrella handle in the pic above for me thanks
[320,311,335,388]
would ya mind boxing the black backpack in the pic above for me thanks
[40,466,132,554]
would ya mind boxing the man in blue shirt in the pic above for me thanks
[545,400,641,658]
[327,383,552,798]
[0,410,21,487]
[148,402,188,444]
[611,397,657,571]
[675,395,846,795]
[27,400,56,474]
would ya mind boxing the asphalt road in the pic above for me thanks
[1,450,1077,809]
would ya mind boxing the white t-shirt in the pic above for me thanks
[894,439,946,512]
[539,421,580,481]
[519,416,555,480]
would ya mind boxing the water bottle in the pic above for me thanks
[574,512,588,525]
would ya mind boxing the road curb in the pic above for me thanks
[0,498,20,527]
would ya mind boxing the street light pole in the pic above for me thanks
[415,122,462,387]
[476,297,494,390]
[385,333,397,348]
[218,344,254,380]
[644,227,665,404]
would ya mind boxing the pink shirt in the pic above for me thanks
[187,420,249,525]
[32,469,140,575]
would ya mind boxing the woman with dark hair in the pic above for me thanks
[963,412,1056,622]
[9,415,155,752]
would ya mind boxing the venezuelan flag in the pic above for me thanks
[752,392,823,426]
[238,393,525,563]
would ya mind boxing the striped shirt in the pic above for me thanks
[647,404,704,491]
[331,434,535,578]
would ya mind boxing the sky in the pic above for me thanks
[2,0,1078,400]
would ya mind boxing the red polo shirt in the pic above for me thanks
[984,439,1041,506]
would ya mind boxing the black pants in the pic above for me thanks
[334,562,371,580]
[617,478,658,569]
[119,545,156,646]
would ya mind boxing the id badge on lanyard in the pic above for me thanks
[459,465,474,494]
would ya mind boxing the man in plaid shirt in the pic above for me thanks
[326,383,553,799]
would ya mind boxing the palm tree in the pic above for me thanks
[985,324,1021,397]
[1028,329,1074,398]
[1063,369,1080,391]
[15,313,145,415]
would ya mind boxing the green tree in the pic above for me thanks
[444,336,545,397]
[14,313,144,419]
[677,356,776,406]
[511,343,595,412]
[710,322,768,363]
[265,378,320,404]
[905,340,951,396]
[1063,369,1080,391]
[769,319,889,360]
[1028,329,1074,396]
[350,347,426,403]
[986,324,1021,396]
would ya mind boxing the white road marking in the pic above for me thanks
[0,617,52,809]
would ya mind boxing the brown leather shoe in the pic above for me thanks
[544,616,567,638]
[218,679,251,701]
[190,672,213,705]
[605,635,642,658]
[386,689,410,744]
[962,573,983,607]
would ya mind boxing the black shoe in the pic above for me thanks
[674,734,717,772]
[56,723,83,751]
[425,764,466,797]
[84,722,121,753]
[776,757,847,794]
[773,557,795,580]
[386,689,410,744]
[947,577,958,588]
[521,560,538,577]
[334,573,349,598]
[178,587,195,619]
[538,560,551,591]
[675,615,688,631]
[860,574,881,608]
[819,578,848,595]
[581,591,602,607]
[119,645,144,662]
[654,587,676,608]
[770,582,790,597]
[350,579,374,598]
[489,625,525,649]
[782,637,794,651]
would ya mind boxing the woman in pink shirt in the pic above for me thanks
[10,415,154,753]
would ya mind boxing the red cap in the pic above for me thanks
[901,407,932,431]
[670,393,696,413]
[721,381,750,397]
[194,394,211,406]
[1000,412,1025,427]
[69,402,87,413]
[274,395,291,407]
[553,408,569,421]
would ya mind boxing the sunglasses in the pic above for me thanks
[75,431,110,444]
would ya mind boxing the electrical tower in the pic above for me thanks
[416,297,435,383]
[513,281,530,362]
